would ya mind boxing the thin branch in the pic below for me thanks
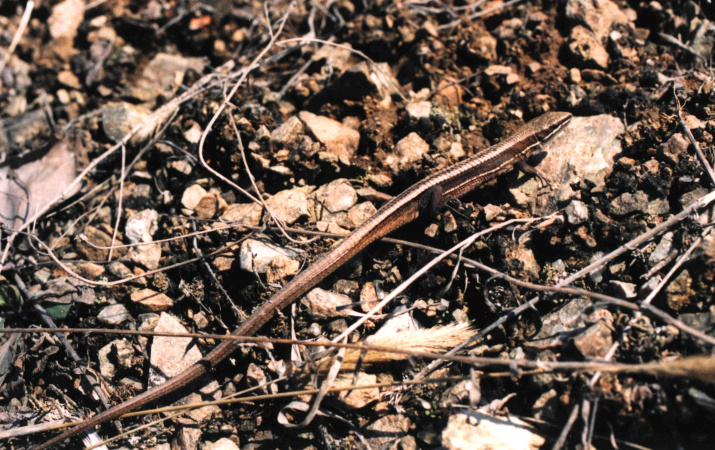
[642,232,707,306]
[196,6,293,205]
[0,1,34,81]
[674,94,715,185]
[107,144,126,262]
[3,328,713,384]
[26,232,246,287]
[191,220,244,320]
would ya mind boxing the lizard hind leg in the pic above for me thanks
[517,160,552,193]
[418,185,445,215]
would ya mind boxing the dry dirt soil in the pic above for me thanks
[1,0,715,449]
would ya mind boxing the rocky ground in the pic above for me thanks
[1,0,715,448]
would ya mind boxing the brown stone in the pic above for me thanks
[130,288,173,312]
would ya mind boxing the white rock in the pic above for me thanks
[239,237,301,280]
[124,242,162,270]
[484,65,512,76]
[387,132,429,174]
[649,232,674,264]
[510,114,624,215]
[348,201,378,228]
[335,372,379,408]
[101,102,150,144]
[442,411,545,450]
[565,200,589,224]
[149,313,202,387]
[565,0,630,41]
[301,288,353,319]
[313,179,362,228]
[125,209,159,244]
[129,53,207,103]
[181,184,208,210]
[406,100,431,120]
[568,25,610,70]
[299,111,360,164]
[204,438,240,450]
[265,188,311,225]
[168,159,192,176]
[172,427,202,450]
[315,179,358,214]
[483,204,505,222]
[449,142,466,159]
[271,116,304,144]
[609,280,637,299]
[48,0,84,41]
[97,304,132,325]
[366,415,411,448]
[218,202,263,229]
[246,362,271,394]
[183,120,203,144]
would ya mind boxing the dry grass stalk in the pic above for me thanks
[317,322,474,373]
